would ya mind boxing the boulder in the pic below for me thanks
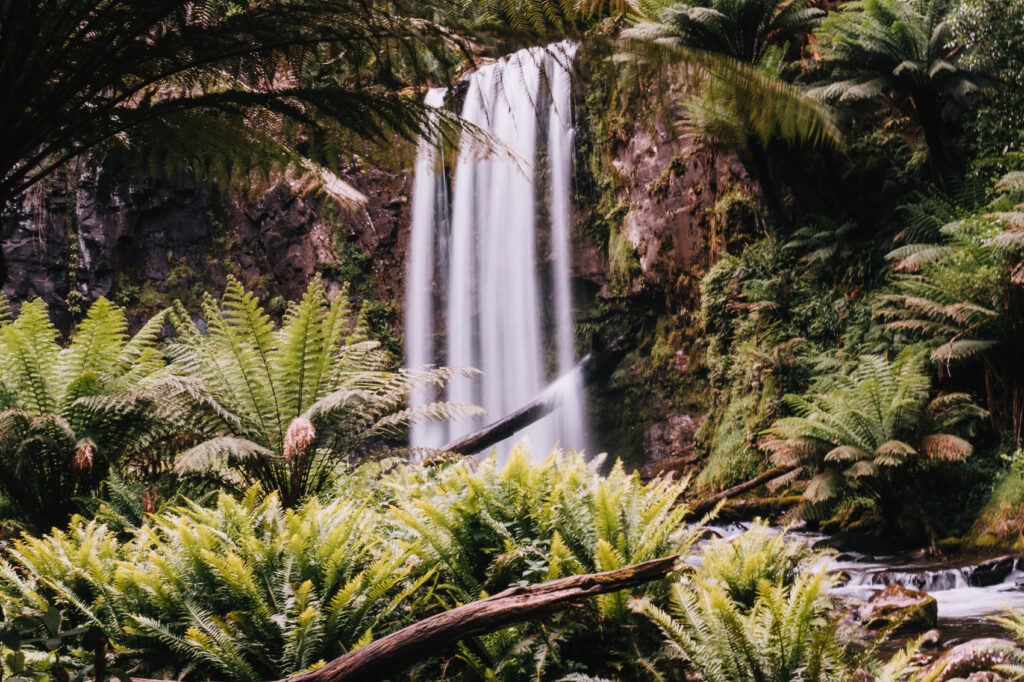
[924,638,1017,682]
[858,584,937,633]
[967,555,1016,587]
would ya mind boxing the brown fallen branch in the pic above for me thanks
[442,377,573,455]
[687,463,799,518]
[718,495,803,520]
[442,334,632,456]
[443,353,595,455]
[275,555,680,682]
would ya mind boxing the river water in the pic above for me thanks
[711,523,1024,641]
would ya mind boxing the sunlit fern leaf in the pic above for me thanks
[631,563,843,682]
[930,339,998,363]
[919,434,972,461]
[983,230,1024,251]
[824,445,871,462]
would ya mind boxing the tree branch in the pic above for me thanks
[275,555,681,682]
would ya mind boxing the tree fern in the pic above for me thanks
[0,0,476,241]
[876,173,1022,434]
[808,0,987,175]
[168,276,484,506]
[764,349,986,522]
[632,544,848,682]
[0,298,179,530]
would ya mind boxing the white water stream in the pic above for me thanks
[405,42,587,458]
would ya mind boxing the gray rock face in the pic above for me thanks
[1,162,410,332]
[612,121,755,295]
[639,413,704,478]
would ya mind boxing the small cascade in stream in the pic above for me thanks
[709,523,1024,627]
[405,42,587,458]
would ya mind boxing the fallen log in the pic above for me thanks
[717,495,803,520]
[687,463,799,518]
[441,363,582,455]
[275,555,680,682]
[443,335,629,455]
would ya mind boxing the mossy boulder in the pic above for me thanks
[858,584,937,633]
[967,472,1024,552]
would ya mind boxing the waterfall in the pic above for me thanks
[406,42,587,459]
[405,87,449,450]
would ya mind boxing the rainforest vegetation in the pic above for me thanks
[3,0,1024,680]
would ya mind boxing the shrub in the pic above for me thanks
[0,488,431,681]
[0,449,706,681]
[632,564,846,681]
[0,296,178,530]
[764,349,987,527]
[697,520,817,610]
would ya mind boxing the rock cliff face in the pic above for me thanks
[2,162,410,334]
[614,122,752,292]
[580,107,757,469]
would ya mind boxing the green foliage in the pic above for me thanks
[0,450,709,681]
[652,0,824,63]
[440,0,638,33]
[984,609,1024,678]
[878,215,1007,364]
[0,488,433,681]
[632,548,847,681]
[809,0,986,172]
[876,171,1024,433]
[167,276,482,506]
[393,448,698,600]
[697,520,817,610]
[607,227,641,293]
[0,297,178,531]
[618,27,841,150]
[696,237,876,492]
[695,393,767,493]
[949,0,1024,156]
[685,45,837,151]
[391,447,704,678]
[0,0,477,214]
[0,604,114,682]
[764,349,987,524]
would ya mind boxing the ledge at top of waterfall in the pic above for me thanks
[405,41,588,462]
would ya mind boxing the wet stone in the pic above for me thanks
[858,584,938,633]
[967,556,1016,588]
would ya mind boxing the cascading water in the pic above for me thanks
[405,87,449,449]
[405,42,587,458]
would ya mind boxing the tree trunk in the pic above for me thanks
[745,136,788,230]
[911,93,953,186]
[273,556,681,682]
[718,495,803,520]
[688,463,799,518]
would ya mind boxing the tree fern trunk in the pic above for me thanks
[745,136,788,230]
[911,93,954,187]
